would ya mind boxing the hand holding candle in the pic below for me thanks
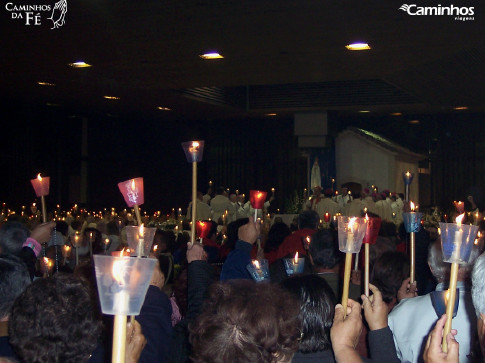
[362,214,382,296]
[337,216,367,317]
[439,213,478,351]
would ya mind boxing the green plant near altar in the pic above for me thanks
[284,189,307,214]
[421,206,442,228]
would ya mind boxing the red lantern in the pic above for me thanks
[249,190,267,209]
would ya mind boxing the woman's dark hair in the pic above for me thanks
[281,274,336,353]
[9,273,102,363]
[0,254,31,319]
[55,221,69,236]
[190,280,300,363]
[0,222,30,255]
[370,251,409,304]
[225,218,249,251]
[106,221,119,236]
[264,222,291,253]
[309,229,341,269]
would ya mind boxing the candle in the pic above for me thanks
[271,187,275,194]
[112,257,129,363]
[451,214,464,261]
[62,245,71,259]
[324,212,331,223]
[137,224,145,257]
[305,235,311,249]
[346,217,356,251]
[104,238,110,254]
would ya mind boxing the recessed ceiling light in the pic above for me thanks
[409,120,420,124]
[390,112,403,116]
[199,52,224,59]
[453,106,468,110]
[103,95,120,100]
[37,81,56,86]
[265,113,277,116]
[359,110,370,113]
[157,106,171,111]
[345,43,371,51]
[68,61,92,68]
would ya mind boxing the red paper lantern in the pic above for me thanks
[31,174,50,197]
[362,216,381,245]
[249,190,267,209]
[196,221,211,239]
[118,178,144,207]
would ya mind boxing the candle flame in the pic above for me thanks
[257,192,263,199]
[139,223,144,236]
[112,257,127,285]
[438,228,441,235]
[294,251,299,263]
[37,173,42,181]
[153,245,158,252]
[63,245,71,253]
[253,260,260,269]
[105,238,110,245]
[131,179,136,191]
[456,213,465,226]
[306,236,311,244]
[410,201,415,211]
[365,213,369,221]
[348,217,357,231]
[192,141,199,148]
[444,289,450,304]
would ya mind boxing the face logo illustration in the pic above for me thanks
[47,0,67,29]
[125,181,139,204]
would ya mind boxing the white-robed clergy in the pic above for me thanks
[187,192,213,221]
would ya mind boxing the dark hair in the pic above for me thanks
[281,274,336,353]
[298,210,319,230]
[264,222,291,253]
[309,230,341,269]
[106,221,119,236]
[55,221,69,236]
[379,221,397,237]
[215,187,225,195]
[158,254,173,283]
[70,220,82,231]
[370,251,409,304]
[0,254,30,319]
[226,218,249,251]
[190,280,300,363]
[9,274,102,363]
[0,222,30,255]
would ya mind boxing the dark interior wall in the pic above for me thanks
[2,104,485,213]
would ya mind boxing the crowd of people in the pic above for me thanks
[0,184,485,363]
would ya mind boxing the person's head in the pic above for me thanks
[9,273,102,363]
[298,210,319,230]
[281,275,336,353]
[229,193,237,203]
[190,280,300,363]
[106,221,119,236]
[309,230,341,270]
[55,220,69,237]
[323,189,333,198]
[427,240,449,282]
[226,218,249,251]
[370,251,409,304]
[264,222,291,253]
[154,229,175,254]
[313,186,322,197]
[0,255,31,320]
[215,187,225,195]
[197,191,204,201]
[0,222,30,255]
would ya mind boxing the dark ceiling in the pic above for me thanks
[2,0,485,120]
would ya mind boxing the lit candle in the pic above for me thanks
[271,187,275,194]
[137,224,145,257]
[346,217,356,251]
[324,212,330,223]
[112,257,129,363]
[452,214,464,261]
[62,245,71,259]
[104,238,110,254]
